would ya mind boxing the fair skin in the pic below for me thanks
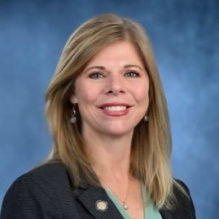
[70,41,149,219]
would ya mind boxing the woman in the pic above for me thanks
[1,14,196,219]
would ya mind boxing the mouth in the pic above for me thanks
[102,105,128,112]
[98,103,131,116]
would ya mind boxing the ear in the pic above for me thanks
[70,94,78,104]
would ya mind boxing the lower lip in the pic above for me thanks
[101,108,129,117]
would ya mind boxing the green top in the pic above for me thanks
[105,185,162,219]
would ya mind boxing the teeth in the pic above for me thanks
[104,106,127,111]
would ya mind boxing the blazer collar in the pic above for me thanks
[75,185,124,219]
[75,185,175,219]
[67,165,175,219]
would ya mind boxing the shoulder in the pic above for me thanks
[25,161,71,183]
[10,161,72,192]
[1,162,74,218]
[163,179,196,219]
[173,179,194,205]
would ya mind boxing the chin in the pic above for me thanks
[101,127,134,137]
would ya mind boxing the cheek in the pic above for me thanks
[75,79,103,104]
[135,82,149,102]
[75,86,98,104]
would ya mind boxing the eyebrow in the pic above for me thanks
[84,66,106,72]
[84,64,143,72]
[123,64,143,71]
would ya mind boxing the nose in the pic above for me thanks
[105,73,125,96]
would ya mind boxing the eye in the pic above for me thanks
[88,72,104,79]
[125,71,140,77]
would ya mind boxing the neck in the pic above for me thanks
[82,129,142,213]
[83,129,133,180]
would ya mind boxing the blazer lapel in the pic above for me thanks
[160,209,175,219]
[75,185,177,219]
[76,186,124,219]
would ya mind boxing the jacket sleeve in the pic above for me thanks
[1,174,62,219]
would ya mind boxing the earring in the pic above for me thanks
[70,105,77,123]
[144,115,149,122]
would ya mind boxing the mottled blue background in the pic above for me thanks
[0,0,218,218]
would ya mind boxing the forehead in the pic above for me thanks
[86,41,143,65]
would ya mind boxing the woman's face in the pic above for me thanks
[70,41,149,138]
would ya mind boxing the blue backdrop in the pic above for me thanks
[0,1,218,218]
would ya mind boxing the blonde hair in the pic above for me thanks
[45,14,183,209]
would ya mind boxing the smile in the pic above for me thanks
[99,103,131,117]
[103,106,127,112]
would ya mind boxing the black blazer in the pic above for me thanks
[1,162,196,219]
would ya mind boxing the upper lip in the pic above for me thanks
[98,103,132,108]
